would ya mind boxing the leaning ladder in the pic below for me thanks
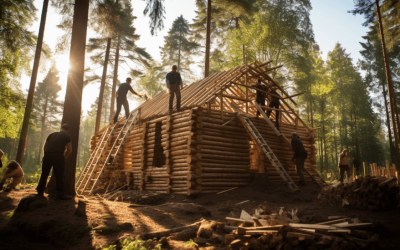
[254,102,326,188]
[230,102,299,192]
[76,126,111,191]
[87,110,139,194]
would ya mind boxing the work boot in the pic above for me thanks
[36,192,44,198]
[56,194,72,200]
[3,188,11,192]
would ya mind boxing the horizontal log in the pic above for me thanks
[201,167,248,173]
[201,182,249,187]
[202,153,249,162]
[201,140,250,149]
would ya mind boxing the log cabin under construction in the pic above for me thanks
[76,61,323,196]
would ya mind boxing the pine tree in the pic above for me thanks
[160,15,199,78]
[33,64,62,163]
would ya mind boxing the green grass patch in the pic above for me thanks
[102,216,114,220]
[101,238,162,250]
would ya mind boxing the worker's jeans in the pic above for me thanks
[295,156,306,183]
[113,96,129,124]
[37,154,65,195]
[266,101,280,129]
[339,165,350,182]
[169,83,181,112]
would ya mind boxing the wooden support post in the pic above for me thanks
[295,118,299,130]
[245,74,248,114]
[220,92,223,119]
[363,162,366,176]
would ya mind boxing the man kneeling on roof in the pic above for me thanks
[291,132,307,186]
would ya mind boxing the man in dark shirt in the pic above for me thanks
[166,65,183,114]
[352,157,360,175]
[291,132,307,186]
[112,77,143,124]
[266,86,281,130]
[36,124,72,199]
[255,79,269,116]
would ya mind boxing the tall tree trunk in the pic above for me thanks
[16,0,49,165]
[375,0,400,155]
[24,130,30,161]
[382,81,395,162]
[110,39,120,122]
[95,38,111,133]
[11,139,16,159]
[37,96,49,164]
[204,0,211,78]
[334,125,338,166]
[47,0,90,196]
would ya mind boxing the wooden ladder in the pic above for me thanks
[231,102,299,192]
[78,110,139,195]
[76,126,111,192]
[254,102,326,187]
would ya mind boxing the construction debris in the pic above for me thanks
[224,206,378,250]
[318,176,399,211]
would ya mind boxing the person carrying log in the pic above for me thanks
[112,77,144,125]
[266,86,281,131]
[36,124,72,200]
[338,149,350,182]
[254,79,269,117]
[352,157,360,176]
[291,132,307,186]
[0,160,24,192]
[166,65,183,115]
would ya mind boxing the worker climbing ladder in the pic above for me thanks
[230,102,299,192]
[77,110,140,195]
[254,102,326,187]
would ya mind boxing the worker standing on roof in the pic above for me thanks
[166,65,183,115]
[266,86,281,131]
[255,79,269,117]
[291,132,307,186]
[112,77,143,125]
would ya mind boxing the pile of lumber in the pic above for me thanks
[224,207,378,250]
[318,176,399,211]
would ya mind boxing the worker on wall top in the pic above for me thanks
[338,149,350,182]
[166,65,183,115]
[266,86,281,131]
[254,79,269,117]
[112,77,144,125]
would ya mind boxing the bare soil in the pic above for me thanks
[0,181,399,250]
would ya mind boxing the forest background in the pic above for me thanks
[1,0,399,182]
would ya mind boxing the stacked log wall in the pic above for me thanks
[163,109,201,195]
[195,108,252,193]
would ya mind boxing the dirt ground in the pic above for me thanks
[0,181,399,250]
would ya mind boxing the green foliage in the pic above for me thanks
[136,66,164,98]
[182,239,198,248]
[102,238,162,250]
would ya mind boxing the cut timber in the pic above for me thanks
[140,223,201,240]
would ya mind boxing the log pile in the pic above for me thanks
[318,176,399,211]
[224,207,379,250]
